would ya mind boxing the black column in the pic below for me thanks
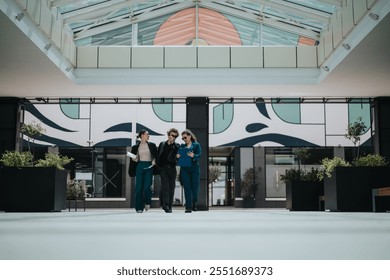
[186,97,209,210]
[0,97,20,211]
[0,97,20,155]
[374,98,390,161]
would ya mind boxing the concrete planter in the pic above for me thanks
[324,166,390,212]
[235,197,255,208]
[285,181,324,211]
[2,167,67,212]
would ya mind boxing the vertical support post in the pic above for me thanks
[186,97,209,210]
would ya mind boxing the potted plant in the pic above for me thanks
[66,176,89,211]
[235,167,256,208]
[319,154,389,212]
[0,122,73,212]
[344,117,367,159]
[281,167,323,211]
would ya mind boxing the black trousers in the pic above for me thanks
[159,165,177,209]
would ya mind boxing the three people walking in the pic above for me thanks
[129,128,201,213]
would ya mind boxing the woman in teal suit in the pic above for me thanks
[128,129,158,213]
[178,129,201,213]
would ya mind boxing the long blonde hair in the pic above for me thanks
[181,129,197,142]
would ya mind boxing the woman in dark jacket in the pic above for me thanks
[128,129,158,213]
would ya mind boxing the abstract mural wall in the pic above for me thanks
[23,99,371,149]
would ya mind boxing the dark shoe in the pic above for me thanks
[185,208,192,213]
[192,202,198,211]
[163,205,171,213]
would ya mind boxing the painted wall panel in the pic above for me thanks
[353,0,367,24]
[62,32,72,60]
[69,42,77,66]
[39,2,51,36]
[231,46,263,68]
[323,29,333,59]
[77,47,98,68]
[165,46,197,68]
[331,12,343,49]
[367,0,376,8]
[15,0,27,10]
[297,46,317,68]
[300,104,325,124]
[23,101,371,149]
[325,104,349,135]
[26,0,40,24]
[342,0,354,36]
[198,46,230,68]
[99,47,131,68]
[317,44,325,66]
[264,47,296,68]
[51,15,62,49]
[132,47,164,68]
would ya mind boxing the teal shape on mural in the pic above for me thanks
[60,98,80,119]
[213,102,234,134]
[271,98,301,124]
[152,98,173,122]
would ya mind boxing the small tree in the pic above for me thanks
[20,121,46,155]
[209,163,222,184]
[292,147,310,178]
[345,117,367,158]
[241,168,255,199]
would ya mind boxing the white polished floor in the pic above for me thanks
[1,208,389,260]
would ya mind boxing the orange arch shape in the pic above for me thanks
[154,8,242,45]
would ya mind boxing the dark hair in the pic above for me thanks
[181,129,197,142]
[167,128,179,137]
[137,129,148,139]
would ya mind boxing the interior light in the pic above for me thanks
[15,13,24,21]
[369,13,379,20]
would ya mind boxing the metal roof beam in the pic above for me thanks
[73,1,194,40]
[200,1,320,40]
[319,0,343,7]
[62,0,130,23]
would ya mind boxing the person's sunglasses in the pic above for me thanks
[182,136,188,141]
[169,134,178,138]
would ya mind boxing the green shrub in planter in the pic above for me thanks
[281,167,320,183]
[317,157,350,181]
[1,151,73,170]
[66,177,88,200]
[35,153,73,170]
[0,151,34,167]
[352,154,387,167]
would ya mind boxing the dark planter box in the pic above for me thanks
[2,167,68,212]
[286,181,324,211]
[0,167,4,211]
[324,166,390,212]
[235,197,255,208]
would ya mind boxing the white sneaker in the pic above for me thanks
[144,204,150,211]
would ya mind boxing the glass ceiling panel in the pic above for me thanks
[59,1,335,46]
[58,0,109,14]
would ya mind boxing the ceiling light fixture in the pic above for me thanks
[44,43,52,51]
[322,66,329,71]
[15,13,24,21]
[369,13,379,20]
[342,43,351,50]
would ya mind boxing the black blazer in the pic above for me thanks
[157,140,180,166]
[128,141,158,177]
